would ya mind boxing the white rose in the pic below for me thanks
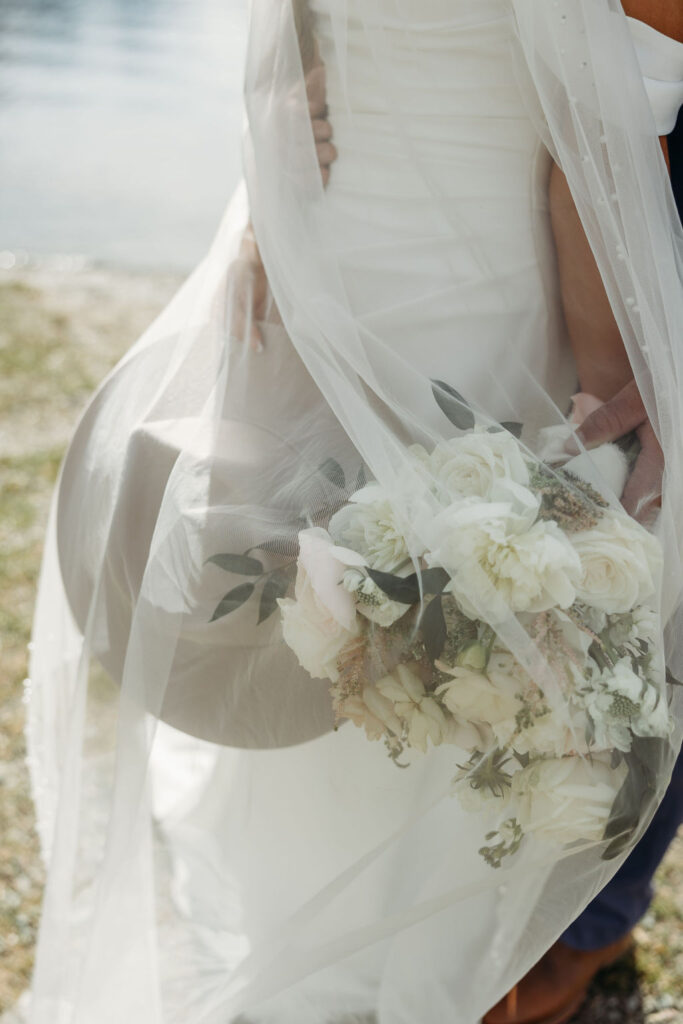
[571,510,662,614]
[512,754,626,845]
[329,483,419,572]
[278,527,363,680]
[427,484,580,620]
[339,685,403,742]
[376,663,451,753]
[436,652,523,727]
[427,429,529,499]
[279,594,359,682]
[563,444,629,502]
[342,568,410,627]
[495,704,592,760]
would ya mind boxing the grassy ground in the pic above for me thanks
[0,269,680,1021]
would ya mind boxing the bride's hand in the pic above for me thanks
[307,60,338,186]
[227,225,273,352]
[566,379,664,523]
[228,58,337,351]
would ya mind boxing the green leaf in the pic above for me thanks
[367,568,421,604]
[666,667,683,687]
[420,595,447,662]
[601,737,669,860]
[206,553,264,575]
[418,567,451,594]
[431,380,475,430]
[258,569,291,624]
[355,463,368,490]
[248,536,300,558]
[367,566,450,605]
[319,457,346,490]
[500,421,523,439]
[210,582,255,622]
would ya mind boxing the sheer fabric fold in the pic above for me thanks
[25,2,682,1022]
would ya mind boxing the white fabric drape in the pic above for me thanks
[24,2,682,1022]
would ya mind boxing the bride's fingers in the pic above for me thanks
[313,118,333,142]
[315,139,338,169]
[227,265,265,352]
[621,422,663,521]
[306,64,327,118]
[570,379,646,451]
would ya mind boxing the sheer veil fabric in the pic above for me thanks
[25,1,683,1022]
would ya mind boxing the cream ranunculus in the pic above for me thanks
[511,754,626,845]
[570,510,662,614]
[428,429,530,499]
[340,685,403,742]
[278,527,363,681]
[376,663,451,753]
[427,483,580,620]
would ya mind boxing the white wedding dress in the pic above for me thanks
[24,2,683,1024]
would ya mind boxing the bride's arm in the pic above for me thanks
[549,0,682,518]
[230,2,337,351]
[550,0,682,401]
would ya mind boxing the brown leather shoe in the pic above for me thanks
[482,933,634,1024]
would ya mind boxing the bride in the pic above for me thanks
[25,1,683,1022]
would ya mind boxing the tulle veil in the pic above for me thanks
[24,1,683,1022]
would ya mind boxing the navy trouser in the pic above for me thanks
[562,746,683,950]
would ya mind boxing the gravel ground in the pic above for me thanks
[0,268,680,1022]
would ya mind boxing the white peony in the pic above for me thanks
[342,568,410,627]
[571,510,662,614]
[376,663,451,753]
[425,429,530,499]
[278,527,363,681]
[512,754,626,845]
[329,483,420,572]
[427,482,580,620]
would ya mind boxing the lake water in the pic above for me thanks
[0,0,247,270]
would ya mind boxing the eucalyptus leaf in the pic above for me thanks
[367,566,450,605]
[319,457,346,490]
[367,568,421,604]
[206,553,264,576]
[420,595,447,661]
[210,582,255,622]
[601,737,665,860]
[500,421,523,438]
[431,379,475,430]
[258,569,291,624]
[355,463,368,490]
[418,567,451,594]
[249,536,300,558]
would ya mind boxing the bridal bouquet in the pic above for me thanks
[276,412,671,867]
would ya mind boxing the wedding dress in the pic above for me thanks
[24,2,683,1023]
